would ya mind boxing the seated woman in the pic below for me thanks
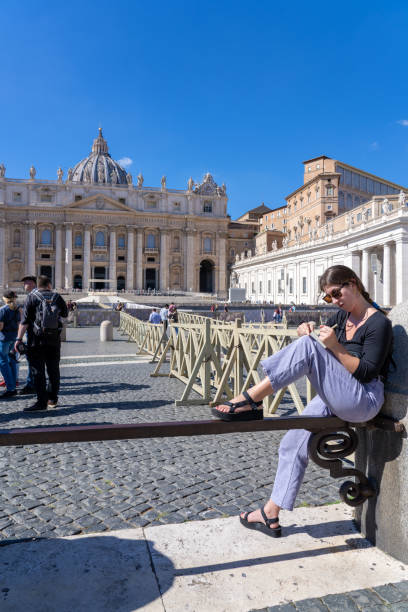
[212,265,393,538]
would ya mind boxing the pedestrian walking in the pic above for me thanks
[160,304,169,332]
[15,275,68,412]
[0,291,21,399]
[17,275,37,396]
[148,308,162,324]
[212,265,393,538]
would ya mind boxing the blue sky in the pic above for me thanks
[1,0,408,218]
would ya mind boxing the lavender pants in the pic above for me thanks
[260,335,384,510]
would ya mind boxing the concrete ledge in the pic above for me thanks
[1,505,407,611]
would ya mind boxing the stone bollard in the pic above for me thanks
[60,324,67,342]
[355,302,408,563]
[100,320,113,342]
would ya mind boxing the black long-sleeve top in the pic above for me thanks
[326,309,393,383]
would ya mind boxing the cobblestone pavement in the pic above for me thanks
[250,580,408,611]
[0,328,342,541]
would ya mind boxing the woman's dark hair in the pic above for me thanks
[319,265,387,315]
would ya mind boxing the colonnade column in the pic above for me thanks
[27,222,36,276]
[217,233,227,296]
[0,221,5,288]
[186,230,195,292]
[54,224,62,290]
[64,223,72,290]
[382,243,392,307]
[136,229,143,290]
[109,230,116,291]
[361,248,370,291]
[126,228,134,290]
[159,230,168,291]
[83,225,91,291]
[395,237,408,304]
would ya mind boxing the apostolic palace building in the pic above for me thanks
[231,156,408,307]
[0,129,239,297]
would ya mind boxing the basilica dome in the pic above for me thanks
[69,128,128,185]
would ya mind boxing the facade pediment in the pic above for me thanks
[63,194,134,213]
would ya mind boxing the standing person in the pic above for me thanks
[224,303,229,313]
[212,265,393,538]
[160,304,169,332]
[0,291,21,399]
[17,275,37,396]
[168,302,179,333]
[148,308,162,324]
[15,276,68,412]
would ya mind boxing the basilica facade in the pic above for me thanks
[0,129,231,296]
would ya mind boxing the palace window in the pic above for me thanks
[302,277,307,293]
[173,201,180,209]
[316,163,320,169]
[95,231,105,247]
[251,282,255,293]
[118,256,125,261]
[118,198,126,205]
[40,229,52,245]
[74,195,82,202]
[173,235,180,251]
[308,166,312,172]
[40,191,53,203]
[230,248,235,256]
[118,235,125,249]
[289,278,293,294]
[147,234,156,248]
[204,237,212,253]
[326,185,334,196]
[203,201,213,213]
[74,254,82,260]
[267,280,271,294]
[259,281,262,293]
[74,233,83,247]
[146,199,157,209]
[13,192,22,202]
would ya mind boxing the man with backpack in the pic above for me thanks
[14,276,68,412]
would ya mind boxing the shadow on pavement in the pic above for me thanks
[0,535,174,612]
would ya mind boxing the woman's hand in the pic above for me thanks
[297,321,316,337]
[319,325,339,350]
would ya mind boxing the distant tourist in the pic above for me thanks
[18,275,37,396]
[0,291,21,399]
[160,304,169,332]
[224,303,229,313]
[148,308,162,324]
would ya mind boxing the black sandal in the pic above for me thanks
[239,507,281,538]
[211,390,263,421]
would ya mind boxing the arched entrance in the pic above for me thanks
[94,267,106,290]
[199,260,214,293]
[73,274,83,290]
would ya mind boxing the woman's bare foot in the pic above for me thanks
[240,500,281,529]
[216,393,257,414]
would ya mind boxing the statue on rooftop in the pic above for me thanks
[29,165,36,180]
[161,175,167,191]
[0,163,5,179]
[126,172,133,185]
[137,173,144,188]
[399,190,406,206]
[187,177,194,192]
[57,167,63,183]
[67,167,73,181]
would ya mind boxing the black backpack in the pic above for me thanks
[33,290,61,342]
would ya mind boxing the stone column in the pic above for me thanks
[27,222,36,276]
[383,243,392,307]
[0,221,5,289]
[109,229,116,291]
[186,230,195,292]
[64,223,72,289]
[126,228,134,290]
[136,229,143,290]
[83,225,91,291]
[395,238,408,304]
[54,224,62,290]
[217,233,227,296]
[159,230,168,291]
[361,248,370,291]
[355,301,408,563]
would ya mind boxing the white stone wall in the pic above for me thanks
[233,198,408,307]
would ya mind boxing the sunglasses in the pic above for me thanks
[322,282,350,304]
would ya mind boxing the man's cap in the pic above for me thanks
[21,275,37,283]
